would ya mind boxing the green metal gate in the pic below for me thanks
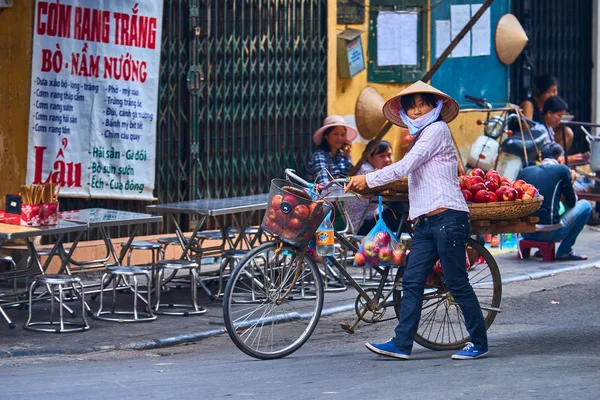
[157,0,329,230]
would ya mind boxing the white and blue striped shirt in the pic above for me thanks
[366,121,468,220]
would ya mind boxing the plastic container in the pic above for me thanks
[315,211,334,256]
[262,179,333,248]
[467,136,499,172]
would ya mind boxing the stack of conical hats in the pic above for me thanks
[495,14,528,65]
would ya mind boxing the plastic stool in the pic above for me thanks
[24,274,90,333]
[94,266,156,322]
[154,259,206,316]
[518,240,556,262]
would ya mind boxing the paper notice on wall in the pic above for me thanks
[450,4,471,58]
[376,11,418,66]
[470,3,491,56]
[435,20,451,58]
[26,0,163,200]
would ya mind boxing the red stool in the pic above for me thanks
[518,240,556,262]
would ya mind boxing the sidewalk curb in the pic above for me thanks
[2,263,598,359]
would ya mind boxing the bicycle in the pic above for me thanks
[223,169,502,359]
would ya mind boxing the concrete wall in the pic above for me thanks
[327,0,485,169]
[0,3,34,208]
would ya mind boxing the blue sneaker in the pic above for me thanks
[451,342,489,360]
[365,340,410,359]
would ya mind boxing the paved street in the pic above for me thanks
[1,267,600,399]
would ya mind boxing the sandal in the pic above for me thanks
[556,252,588,261]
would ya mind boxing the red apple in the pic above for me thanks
[264,219,281,234]
[470,168,485,179]
[488,192,498,202]
[375,231,391,246]
[525,186,537,198]
[378,247,392,262]
[292,204,310,220]
[392,249,405,266]
[502,187,517,201]
[500,177,512,186]
[495,186,508,200]
[275,209,290,223]
[281,194,298,208]
[462,189,473,202]
[485,170,501,184]
[473,189,490,203]
[470,176,484,185]
[459,175,472,191]
[308,202,319,215]
[484,179,499,192]
[512,179,526,189]
[354,252,366,267]
[363,242,378,258]
[281,228,297,240]
[513,185,524,199]
[522,193,533,200]
[266,207,278,220]
[288,217,304,230]
[470,182,486,195]
[270,194,283,209]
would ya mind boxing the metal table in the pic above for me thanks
[59,208,163,271]
[0,221,88,328]
[147,194,269,258]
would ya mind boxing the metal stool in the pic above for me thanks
[227,226,261,247]
[94,266,156,322]
[24,274,90,333]
[0,256,18,328]
[157,236,189,259]
[122,241,162,266]
[154,259,206,316]
[213,249,248,298]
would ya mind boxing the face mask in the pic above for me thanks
[399,99,443,136]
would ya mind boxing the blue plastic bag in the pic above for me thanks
[353,197,405,267]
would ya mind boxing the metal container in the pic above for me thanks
[582,127,600,171]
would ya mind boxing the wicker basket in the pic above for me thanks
[356,177,409,196]
[468,196,543,221]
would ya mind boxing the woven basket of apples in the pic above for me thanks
[262,179,334,247]
[460,168,543,221]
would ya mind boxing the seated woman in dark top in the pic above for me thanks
[520,75,573,152]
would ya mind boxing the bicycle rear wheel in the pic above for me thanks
[394,237,502,350]
[223,241,324,359]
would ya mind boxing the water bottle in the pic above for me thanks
[315,211,334,256]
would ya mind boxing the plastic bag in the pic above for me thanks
[353,197,405,267]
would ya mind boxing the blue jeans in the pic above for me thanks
[522,200,592,258]
[391,210,488,353]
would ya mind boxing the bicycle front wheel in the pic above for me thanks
[223,241,324,359]
[394,237,502,350]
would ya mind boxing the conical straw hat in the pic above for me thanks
[382,81,459,128]
[355,86,387,140]
[495,14,528,65]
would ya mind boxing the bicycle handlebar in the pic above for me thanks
[284,168,349,191]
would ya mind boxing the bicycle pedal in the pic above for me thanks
[339,321,355,334]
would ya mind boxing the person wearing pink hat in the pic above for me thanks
[346,81,489,361]
[306,115,358,185]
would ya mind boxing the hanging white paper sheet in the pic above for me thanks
[377,11,418,66]
[450,4,471,58]
[435,20,451,58]
[471,3,491,56]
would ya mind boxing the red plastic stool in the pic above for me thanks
[518,240,556,262]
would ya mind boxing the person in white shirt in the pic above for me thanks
[345,81,488,360]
